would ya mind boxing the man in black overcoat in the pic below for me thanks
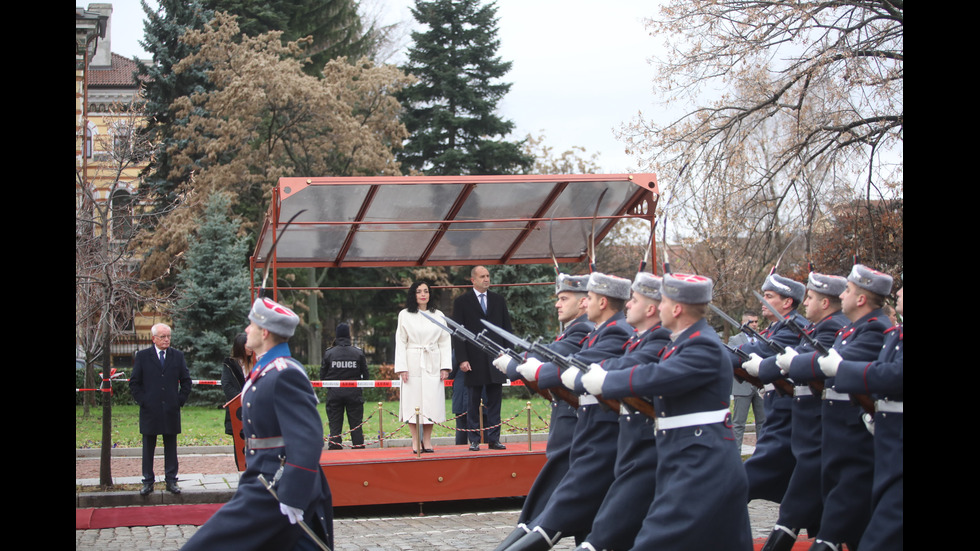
[129,323,192,495]
[452,265,513,450]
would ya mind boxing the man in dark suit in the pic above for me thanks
[452,265,512,451]
[129,323,192,495]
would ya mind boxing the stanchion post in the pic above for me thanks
[479,398,485,444]
[526,401,532,451]
[378,402,385,449]
[414,407,422,457]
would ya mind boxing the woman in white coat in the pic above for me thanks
[395,281,451,453]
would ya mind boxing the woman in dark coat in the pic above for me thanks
[221,333,252,435]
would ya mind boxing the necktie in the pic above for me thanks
[159,350,166,365]
[479,293,487,314]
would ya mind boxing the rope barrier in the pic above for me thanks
[322,402,553,449]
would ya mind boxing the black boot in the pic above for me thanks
[761,525,798,551]
[808,540,841,551]
[493,525,530,551]
[503,527,561,551]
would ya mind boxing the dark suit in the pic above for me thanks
[451,288,512,445]
[129,345,192,484]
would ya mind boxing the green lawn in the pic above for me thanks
[75,398,556,449]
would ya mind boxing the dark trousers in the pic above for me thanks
[142,433,178,483]
[325,391,364,448]
[466,383,502,445]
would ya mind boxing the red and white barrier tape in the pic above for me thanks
[78,378,528,392]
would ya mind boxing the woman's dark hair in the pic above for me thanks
[232,332,249,362]
[406,280,432,313]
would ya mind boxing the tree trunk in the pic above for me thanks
[99,330,113,488]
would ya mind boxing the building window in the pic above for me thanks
[111,189,134,240]
[86,121,98,159]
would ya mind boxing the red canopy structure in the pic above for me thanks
[251,173,659,295]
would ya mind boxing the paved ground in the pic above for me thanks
[76,500,780,550]
[77,434,775,550]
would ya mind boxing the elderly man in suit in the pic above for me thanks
[452,265,513,451]
[129,323,192,496]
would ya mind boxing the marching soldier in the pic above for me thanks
[497,272,632,551]
[751,272,850,550]
[784,264,894,551]
[822,282,903,550]
[183,298,333,551]
[493,273,594,548]
[585,272,753,550]
[574,272,672,551]
[736,273,806,503]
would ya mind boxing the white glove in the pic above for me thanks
[493,354,512,374]
[517,358,542,381]
[818,348,843,377]
[776,346,798,374]
[560,367,579,390]
[862,412,875,435]
[742,353,763,377]
[280,503,304,524]
[581,364,608,395]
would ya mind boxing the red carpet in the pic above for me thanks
[76,503,223,529]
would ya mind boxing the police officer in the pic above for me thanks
[320,323,370,449]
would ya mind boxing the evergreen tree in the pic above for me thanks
[171,192,251,406]
[398,0,533,175]
[204,0,377,75]
[136,0,214,211]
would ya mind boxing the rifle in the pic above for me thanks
[710,303,795,395]
[724,343,766,390]
[420,312,566,406]
[752,291,828,356]
[750,291,874,414]
[480,319,657,421]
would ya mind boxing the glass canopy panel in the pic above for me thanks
[253,174,658,269]
[256,184,374,263]
[362,183,459,222]
[347,223,442,262]
[428,221,526,262]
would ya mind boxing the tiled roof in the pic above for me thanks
[87,52,141,88]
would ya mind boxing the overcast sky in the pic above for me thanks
[100,0,667,174]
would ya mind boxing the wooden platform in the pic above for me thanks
[320,442,548,507]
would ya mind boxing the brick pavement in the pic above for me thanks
[76,433,772,550]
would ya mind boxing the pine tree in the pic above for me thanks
[136,0,214,211]
[205,0,376,76]
[171,192,251,406]
[398,0,532,175]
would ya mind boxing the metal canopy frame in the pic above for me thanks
[250,174,659,295]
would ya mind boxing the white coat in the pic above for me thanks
[394,308,451,423]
